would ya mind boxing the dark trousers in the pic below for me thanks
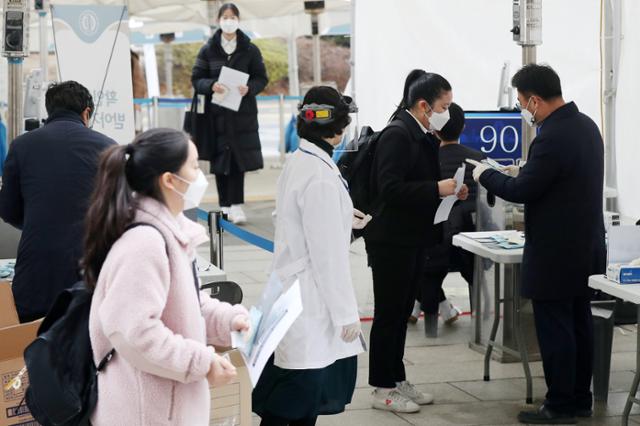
[532,297,594,414]
[367,243,425,388]
[419,248,475,314]
[420,268,448,314]
[214,156,245,207]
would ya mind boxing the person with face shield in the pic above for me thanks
[363,70,468,413]
[252,87,364,426]
[84,128,250,425]
[468,64,606,424]
[190,2,268,225]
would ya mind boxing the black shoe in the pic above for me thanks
[517,405,577,424]
[575,408,593,418]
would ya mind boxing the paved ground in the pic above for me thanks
[194,165,640,425]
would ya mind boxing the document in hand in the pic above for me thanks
[434,163,466,224]
[212,66,250,112]
[231,273,303,386]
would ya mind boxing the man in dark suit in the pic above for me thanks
[470,64,606,424]
[0,81,115,322]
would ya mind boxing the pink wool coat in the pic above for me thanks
[89,197,248,425]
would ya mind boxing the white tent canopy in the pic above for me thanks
[1,0,352,37]
[354,0,639,221]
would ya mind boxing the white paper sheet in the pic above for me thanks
[212,66,250,112]
[231,276,303,387]
[434,163,466,224]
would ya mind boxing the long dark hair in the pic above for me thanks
[82,128,190,289]
[390,70,452,121]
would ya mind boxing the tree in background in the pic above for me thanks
[154,36,350,97]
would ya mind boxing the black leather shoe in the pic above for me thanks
[517,405,577,424]
[575,408,593,418]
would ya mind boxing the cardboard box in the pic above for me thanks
[210,349,251,426]
[0,282,41,426]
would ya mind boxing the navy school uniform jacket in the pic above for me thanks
[479,102,606,300]
[364,109,443,248]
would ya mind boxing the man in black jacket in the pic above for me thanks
[0,81,115,322]
[471,64,606,424]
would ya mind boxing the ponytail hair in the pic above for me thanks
[390,69,427,121]
[390,70,452,122]
[82,128,190,289]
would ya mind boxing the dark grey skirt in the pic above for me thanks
[252,355,358,420]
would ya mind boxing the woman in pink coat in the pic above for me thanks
[84,128,249,425]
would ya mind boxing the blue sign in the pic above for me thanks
[460,112,522,164]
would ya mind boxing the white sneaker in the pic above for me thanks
[396,381,434,405]
[408,300,422,324]
[371,389,421,413]
[439,299,462,325]
[229,205,247,225]
[221,207,230,217]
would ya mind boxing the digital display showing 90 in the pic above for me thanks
[460,112,523,165]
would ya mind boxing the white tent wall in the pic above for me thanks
[354,0,601,131]
[354,0,640,218]
[615,1,640,221]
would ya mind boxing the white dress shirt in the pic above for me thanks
[221,35,237,55]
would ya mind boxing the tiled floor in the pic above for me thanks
[195,194,640,425]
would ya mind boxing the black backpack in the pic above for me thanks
[337,121,408,238]
[23,223,164,426]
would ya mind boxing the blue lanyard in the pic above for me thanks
[298,147,349,192]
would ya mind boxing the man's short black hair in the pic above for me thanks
[296,86,351,140]
[45,81,94,117]
[511,64,563,101]
[437,102,465,142]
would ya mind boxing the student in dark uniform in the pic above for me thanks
[190,2,268,225]
[364,70,469,413]
[471,64,606,424]
[417,103,486,337]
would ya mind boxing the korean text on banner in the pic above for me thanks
[51,5,135,143]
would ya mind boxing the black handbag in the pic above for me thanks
[183,93,198,136]
[184,93,217,162]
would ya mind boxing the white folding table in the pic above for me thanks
[453,231,532,404]
[588,274,640,426]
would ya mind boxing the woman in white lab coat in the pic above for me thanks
[252,86,367,426]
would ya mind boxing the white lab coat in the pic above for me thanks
[271,140,363,370]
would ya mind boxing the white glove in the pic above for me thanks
[466,159,490,182]
[341,321,361,343]
[352,209,372,230]
[502,165,521,177]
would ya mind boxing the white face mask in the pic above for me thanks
[220,18,239,34]
[426,105,451,131]
[172,170,209,210]
[521,97,538,127]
